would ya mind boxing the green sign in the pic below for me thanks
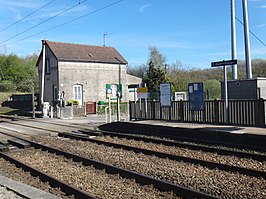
[106,84,122,99]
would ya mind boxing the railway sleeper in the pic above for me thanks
[0,152,96,199]
[0,140,9,146]
[0,144,9,152]
[16,137,219,199]
[8,139,31,149]
[92,130,266,162]
[58,132,266,179]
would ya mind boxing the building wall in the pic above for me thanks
[38,49,142,105]
[58,61,140,104]
[126,74,142,101]
[221,78,266,100]
[257,78,266,99]
[37,45,58,105]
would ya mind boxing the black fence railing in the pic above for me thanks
[129,99,266,127]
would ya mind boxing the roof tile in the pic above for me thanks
[45,40,127,64]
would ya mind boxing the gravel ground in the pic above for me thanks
[9,149,179,199]
[121,133,266,155]
[0,158,74,199]
[93,136,266,171]
[34,136,266,199]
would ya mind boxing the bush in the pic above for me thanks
[67,100,79,106]
[97,102,128,115]
[0,81,17,92]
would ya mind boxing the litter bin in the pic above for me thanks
[98,101,105,105]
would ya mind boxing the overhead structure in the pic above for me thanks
[231,0,237,80]
[242,0,252,79]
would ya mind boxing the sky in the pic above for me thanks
[0,0,265,69]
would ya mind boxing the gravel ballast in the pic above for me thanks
[9,149,179,199]
[94,136,266,171]
[34,136,266,199]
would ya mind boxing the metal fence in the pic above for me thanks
[129,99,266,127]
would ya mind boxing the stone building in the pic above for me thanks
[36,40,141,108]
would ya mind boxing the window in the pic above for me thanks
[45,58,51,74]
[73,84,83,105]
[53,85,58,101]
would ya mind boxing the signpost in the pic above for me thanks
[211,59,237,124]
[136,86,148,116]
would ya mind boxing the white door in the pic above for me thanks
[73,84,83,105]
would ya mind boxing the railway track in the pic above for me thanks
[1,115,266,198]
[34,134,266,198]
[2,115,266,154]
[81,129,266,158]
[99,122,266,152]
[0,134,217,199]
[58,131,266,177]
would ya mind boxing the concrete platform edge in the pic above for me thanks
[0,175,61,199]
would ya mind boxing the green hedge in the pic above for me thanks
[97,102,128,115]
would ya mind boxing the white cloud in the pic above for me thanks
[251,48,266,56]
[258,23,266,28]
[260,5,266,8]
[0,0,42,9]
[139,4,152,13]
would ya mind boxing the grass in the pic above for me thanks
[0,106,21,115]
[0,92,13,103]
[0,92,26,115]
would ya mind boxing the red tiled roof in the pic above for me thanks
[44,40,127,64]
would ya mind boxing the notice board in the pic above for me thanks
[188,82,205,111]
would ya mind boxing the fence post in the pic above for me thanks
[180,100,184,122]
[214,99,219,124]
[129,101,132,121]
[152,101,156,120]
[256,98,265,126]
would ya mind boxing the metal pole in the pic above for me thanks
[105,106,109,123]
[41,40,45,105]
[109,97,111,123]
[144,83,147,118]
[134,88,136,104]
[224,65,229,124]
[117,93,120,122]
[32,84,35,119]
[231,0,238,80]
[242,0,252,79]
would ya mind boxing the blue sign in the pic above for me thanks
[160,82,172,107]
[188,82,205,111]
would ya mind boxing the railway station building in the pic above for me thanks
[36,40,141,115]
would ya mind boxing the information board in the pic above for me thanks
[188,82,205,111]
[137,87,148,99]
[160,82,172,107]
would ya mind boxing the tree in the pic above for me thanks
[147,46,166,68]
[145,61,165,99]
[167,61,191,93]
[127,64,147,79]
[0,53,38,93]
[204,79,221,99]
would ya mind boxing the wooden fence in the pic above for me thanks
[129,99,266,127]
